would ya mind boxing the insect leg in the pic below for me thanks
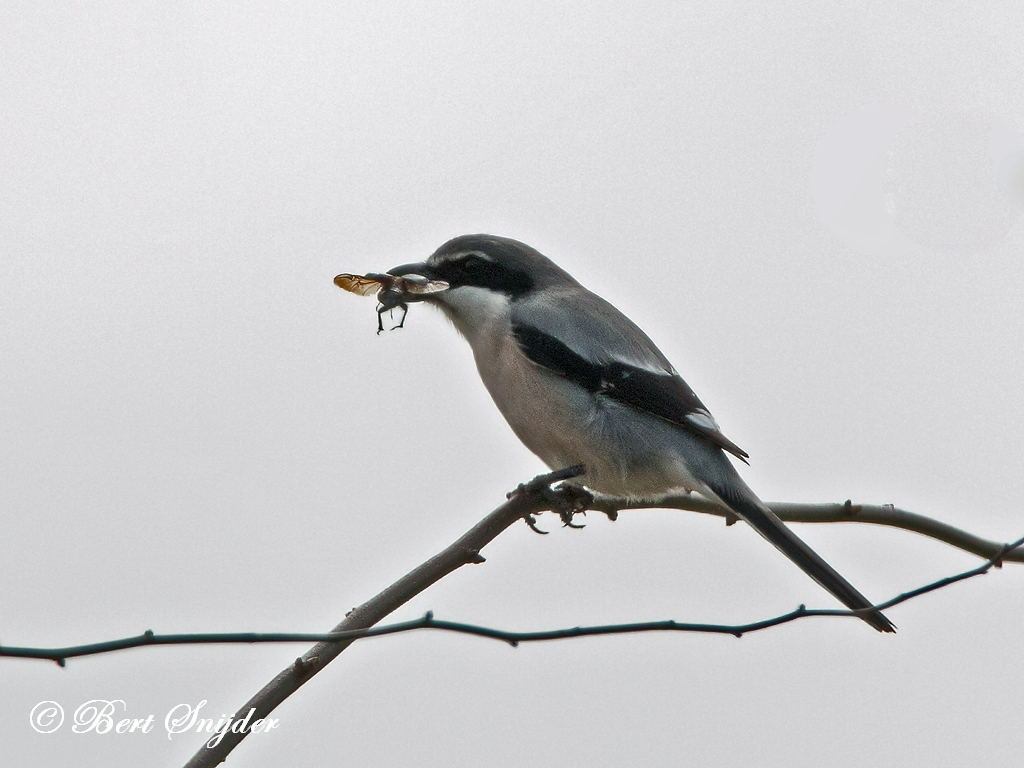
[390,302,409,331]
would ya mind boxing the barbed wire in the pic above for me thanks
[3,533,1021,668]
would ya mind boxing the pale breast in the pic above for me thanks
[472,328,703,498]
[435,288,704,498]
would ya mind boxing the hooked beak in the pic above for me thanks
[387,261,436,280]
[385,261,449,302]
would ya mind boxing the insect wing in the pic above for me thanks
[334,273,385,297]
[402,279,450,296]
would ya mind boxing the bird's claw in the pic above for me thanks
[506,465,590,534]
[522,482,593,532]
[561,511,587,528]
[523,513,548,535]
[553,484,593,527]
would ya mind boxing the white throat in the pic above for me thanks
[433,286,513,348]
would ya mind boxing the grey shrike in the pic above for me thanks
[376,233,895,633]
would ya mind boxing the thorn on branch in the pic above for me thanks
[465,549,486,564]
[293,656,319,678]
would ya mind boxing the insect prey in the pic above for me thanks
[334,272,449,334]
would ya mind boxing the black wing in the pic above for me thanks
[512,323,749,461]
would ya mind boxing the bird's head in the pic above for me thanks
[386,234,577,337]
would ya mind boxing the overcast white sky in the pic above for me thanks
[2,2,1023,766]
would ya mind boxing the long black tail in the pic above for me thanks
[706,468,895,633]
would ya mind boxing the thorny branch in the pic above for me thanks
[1,534,1020,664]
[0,468,1019,766]
[588,492,1024,564]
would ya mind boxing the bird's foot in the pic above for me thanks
[551,484,594,528]
[507,466,592,534]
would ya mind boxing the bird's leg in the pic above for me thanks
[551,484,594,528]
[506,465,590,534]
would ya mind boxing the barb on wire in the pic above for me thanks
[3,534,1020,667]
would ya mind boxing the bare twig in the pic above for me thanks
[2,468,1016,764]
[167,480,1018,766]
[588,493,1024,563]
[1,534,1020,669]
[179,466,585,767]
